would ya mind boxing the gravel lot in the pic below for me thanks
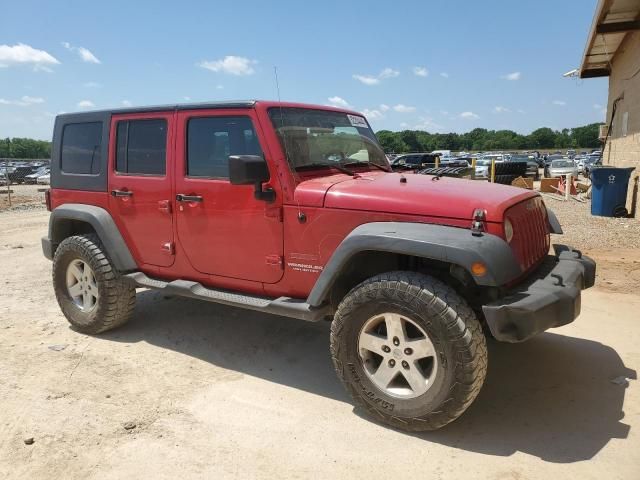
[1,199,639,479]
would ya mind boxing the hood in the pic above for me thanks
[294,171,537,222]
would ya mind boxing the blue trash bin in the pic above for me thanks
[590,166,635,217]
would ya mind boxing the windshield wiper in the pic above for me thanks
[295,163,355,176]
[342,160,391,172]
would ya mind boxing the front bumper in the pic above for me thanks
[482,245,596,343]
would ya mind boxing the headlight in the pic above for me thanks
[504,218,514,243]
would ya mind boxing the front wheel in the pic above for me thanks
[53,234,136,334]
[330,271,487,431]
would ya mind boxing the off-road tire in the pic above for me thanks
[53,234,136,334]
[330,271,487,431]
[494,174,518,185]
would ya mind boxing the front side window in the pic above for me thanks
[116,119,167,175]
[61,122,102,174]
[268,108,389,172]
[187,116,262,178]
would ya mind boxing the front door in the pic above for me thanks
[108,112,175,267]
[174,109,283,283]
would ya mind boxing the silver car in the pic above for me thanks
[548,159,579,178]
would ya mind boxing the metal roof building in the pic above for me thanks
[580,0,640,218]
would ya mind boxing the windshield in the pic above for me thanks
[268,107,389,171]
[552,160,573,168]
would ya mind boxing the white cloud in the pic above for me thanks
[414,116,443,131]
[379,104,390,112]
[501,71,521,81]
[440,72,449,78]
[327,96,352,108]
[393,104,416,113]
[593,103,602,109]
[121,100,132,107]
[362,108,384,120]
[460,111,480,119]
[352,74,379,85]
[379,67,399,79]
[0,43,60,70]
[22,95,44,104]
[353,67,399,85]
[198,56,256,76]
[77,100,95,108]
[83,81,101,88]
[552,100,566,106]
[0,95,45,106]
[413,66,429,77]
[62,42,101,64]
[493,106,510,113]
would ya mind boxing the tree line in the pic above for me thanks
[0,122,602,159]
[376,123,602,153]
[0,138,51,159]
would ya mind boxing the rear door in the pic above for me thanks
[108,112,175,267]
[174,109,284,283]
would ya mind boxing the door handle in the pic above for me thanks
[111,189,133,197]
[176,194,203,203]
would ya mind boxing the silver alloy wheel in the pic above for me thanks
[66,259,99,312]
[358,312,438,399]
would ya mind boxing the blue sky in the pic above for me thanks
[1,0,607,140]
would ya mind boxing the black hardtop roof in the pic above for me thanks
[56,100,258,120]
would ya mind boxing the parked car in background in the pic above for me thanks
[543,154,565,177]
[8,165,39,184]
[548,159,579,178]
[474,158,492,178]
[583,154,602,177]
[24,167,50,184]
[390,153,438,171]
[441,156,471,167]
[36,172,51,185]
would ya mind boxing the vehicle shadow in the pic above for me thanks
[104,290,635,463]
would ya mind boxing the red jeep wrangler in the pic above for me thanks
[43,101,595,431]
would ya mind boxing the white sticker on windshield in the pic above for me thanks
[347,114,368,128]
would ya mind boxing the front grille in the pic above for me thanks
[506,197,550,272]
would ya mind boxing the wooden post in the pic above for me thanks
[471,157,476,180]
[435,156,440,168]
[490,160,496,183]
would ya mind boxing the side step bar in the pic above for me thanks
[125,272,331,322]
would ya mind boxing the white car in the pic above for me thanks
[36,173,51,185]
[548,159,579,178]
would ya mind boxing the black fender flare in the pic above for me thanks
[45,204,137,272]
[306,222,522,307]
[546,208,563,234]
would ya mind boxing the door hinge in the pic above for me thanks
[265,254,284,268]
[161,242,175,255]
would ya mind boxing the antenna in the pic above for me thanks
[274,66,282,103]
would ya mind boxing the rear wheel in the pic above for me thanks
[53,234,136,334]
[330,271,487,431]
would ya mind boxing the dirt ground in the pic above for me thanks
[1,209,639,480]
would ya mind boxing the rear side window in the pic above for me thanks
[61,122,103,174]
[187,116,262,178]
[116,119,167,175]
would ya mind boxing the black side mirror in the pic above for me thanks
[228,155,275,202]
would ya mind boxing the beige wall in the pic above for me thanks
[604,30,640,218]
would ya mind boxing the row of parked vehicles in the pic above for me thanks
[0,160,50,186]
[387,149,603,181]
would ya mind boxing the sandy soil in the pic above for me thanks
[0,209,639,479]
